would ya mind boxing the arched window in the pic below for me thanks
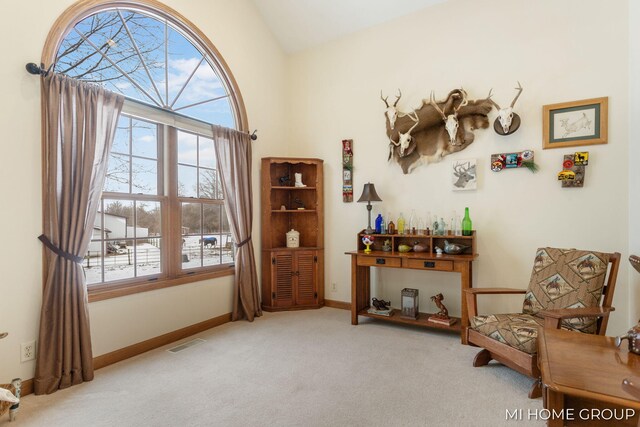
[44,0,248,297]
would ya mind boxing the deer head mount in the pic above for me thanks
[430,89,469,145]
[388,111,419,159]
[385,88,493,174]
[488,82,523,135]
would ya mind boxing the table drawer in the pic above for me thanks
[404,259,453,271]
[357,256,402,268]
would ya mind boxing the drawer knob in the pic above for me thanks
[376,258,386,265]
[424,261,435,268]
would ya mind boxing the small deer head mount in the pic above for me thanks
[389,111,419,158]
[430,89,469,145]
[488,82,523,135]
[381,89,401,130]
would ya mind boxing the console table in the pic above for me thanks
[346,230,478,344]
[538,327,640,426]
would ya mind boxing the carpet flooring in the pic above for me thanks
[6,308,544,426]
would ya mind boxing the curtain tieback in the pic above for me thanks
[38,234,84,263]
[236,235,252,248]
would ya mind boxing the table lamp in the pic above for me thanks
[357,183,382,234]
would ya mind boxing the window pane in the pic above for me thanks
[136,238,162,277]
[203,204,221,266]
[137,201,161,236]
[103,239,135,282]
[132,157,158,195]
[112,116,130,154]
[199,136,215,168]
[131,119,157,159]
[177,131,198,166]
[178,97,234,127]
[178,165,197,197]
[198,168,217,199]
[105,153,130,193]
[85,240,103,285]
[103,199,133,240]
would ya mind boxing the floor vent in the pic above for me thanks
[167,338,206,353]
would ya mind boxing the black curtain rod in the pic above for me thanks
[26,62,52,76]
[25,62,259,141]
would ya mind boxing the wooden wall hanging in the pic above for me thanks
[558,151,588,188]
[491,150,537,173]
[342,139,353,202]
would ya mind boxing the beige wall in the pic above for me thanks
[0,0,287,381]
[288,0,631,333]
[0,0,635,384]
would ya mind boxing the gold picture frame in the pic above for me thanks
[542,97,608,149]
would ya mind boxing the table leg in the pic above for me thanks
[457,261,472,344]
[351,255,358,325]
[546,388,564,427]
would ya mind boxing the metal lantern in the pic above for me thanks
[401,288,419,319]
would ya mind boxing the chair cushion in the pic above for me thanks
[470,313,544,354]
[522,248,610,333]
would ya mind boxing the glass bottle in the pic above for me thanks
[375,213,383,234]
[388,220,396,235]
[462,207,472,236]
[438,217,446,236]
[409,210,418,235]
[380,214,387,234]
[397,212,406,235]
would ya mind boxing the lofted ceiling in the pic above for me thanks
[250,0,448,53]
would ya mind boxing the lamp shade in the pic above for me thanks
[357,183,382,203]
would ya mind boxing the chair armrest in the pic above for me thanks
[538,306,614,329]
[464,288,527,319]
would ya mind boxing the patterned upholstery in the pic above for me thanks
[470,248,610,353]
[470,313,544,354]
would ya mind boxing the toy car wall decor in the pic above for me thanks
[490,150,537,172]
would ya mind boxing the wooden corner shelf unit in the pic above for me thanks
[346,230,477,343]
[261,157,324,311]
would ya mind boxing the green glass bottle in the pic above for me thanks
[462,207,472,236]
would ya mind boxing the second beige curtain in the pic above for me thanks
[213,125,261,321]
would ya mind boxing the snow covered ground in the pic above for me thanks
[84,235,234,284]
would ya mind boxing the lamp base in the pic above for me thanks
[364,227,375,234]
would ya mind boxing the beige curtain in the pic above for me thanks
[35,73,123,394]
[213,125,261,321]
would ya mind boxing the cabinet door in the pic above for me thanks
[272,252,294,307]
[295,251,317,306]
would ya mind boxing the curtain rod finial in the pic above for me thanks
[249,130,258,141]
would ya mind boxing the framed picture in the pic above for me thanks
[543,97,608,149]
[452,159,476,191]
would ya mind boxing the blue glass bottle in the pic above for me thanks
[375,213,383,234]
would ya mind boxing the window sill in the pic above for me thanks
[87,267,235,303]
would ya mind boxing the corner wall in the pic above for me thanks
[288,0,631,333]
[0,0,287,381]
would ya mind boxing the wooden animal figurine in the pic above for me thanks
[431,293,449,319]
[371,298,391,311]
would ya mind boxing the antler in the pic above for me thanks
[510,81,523,108]
[486,88,501,110]
[453,88,468,113]
[429,91,447,121]
[393,89,401,107]
[380,90,390,108]
[406,111,420,133]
